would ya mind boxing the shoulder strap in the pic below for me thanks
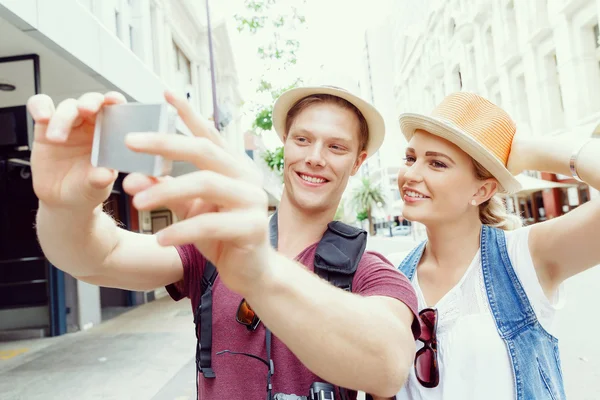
[194,213,279,382]
[314,221,367,292]
[195,261,218,379]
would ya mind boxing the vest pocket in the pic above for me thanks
[537,357,560,400]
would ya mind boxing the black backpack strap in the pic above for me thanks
[314,221,367,292]
[194,213,279,383]
[195,261,218,379]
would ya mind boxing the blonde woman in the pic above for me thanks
[390,92,599,400]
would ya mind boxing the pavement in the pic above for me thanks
[0,295,197,400]
[0,234,599,399]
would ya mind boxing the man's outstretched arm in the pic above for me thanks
[246,251,416,398]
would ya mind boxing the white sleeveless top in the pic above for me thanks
[387,226,565,400]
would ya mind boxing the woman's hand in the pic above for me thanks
[506,130,530,176]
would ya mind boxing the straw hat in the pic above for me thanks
[399,92,521,194]
[272,76,385,158]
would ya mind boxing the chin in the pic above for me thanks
[402,207,430,225]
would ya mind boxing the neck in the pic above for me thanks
[276,192,336,259]
[423,214,482,270]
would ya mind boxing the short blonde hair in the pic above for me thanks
[472,159,523,231]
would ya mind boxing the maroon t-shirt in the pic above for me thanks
[166,243,419,399]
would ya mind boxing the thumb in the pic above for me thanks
[87,167,118,190]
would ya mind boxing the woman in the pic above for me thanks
[390,92,599,400]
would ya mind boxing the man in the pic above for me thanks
[27,79,418,399]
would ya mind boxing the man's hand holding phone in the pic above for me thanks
[27,90,272,299]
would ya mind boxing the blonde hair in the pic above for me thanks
[472,159,523,231]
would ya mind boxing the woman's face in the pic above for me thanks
[397,129,497,226]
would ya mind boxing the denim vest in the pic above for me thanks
[398,225,566,400]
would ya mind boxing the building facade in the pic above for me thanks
[0,0,243,338]
[361,0,600,233]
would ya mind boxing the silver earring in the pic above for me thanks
[471,200,477,206]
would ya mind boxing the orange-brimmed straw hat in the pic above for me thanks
[399,92,522,194]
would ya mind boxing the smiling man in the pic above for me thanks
[28,80,419,400]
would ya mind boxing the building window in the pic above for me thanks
[173,41,192,84]
[453,66,462,91]
[594,24,600,72]
[542,52,565,130]
[115,10,121,39]
[486,27,495,71]
[515,75,530,123]
[150,4,161,74]
[448,18,456,38]
[552,54,564,112]
[129,25,134,51]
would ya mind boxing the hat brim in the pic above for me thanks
[399,113,522,194]
[272,86,385,158]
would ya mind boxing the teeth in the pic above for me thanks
[300,174,326,184]
[406,190,427,199]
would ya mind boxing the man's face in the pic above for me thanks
[283,102,367,214]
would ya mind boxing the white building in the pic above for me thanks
[0,0,243,337]
[362,0,600,233]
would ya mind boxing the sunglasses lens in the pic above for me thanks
[237,300,255,325]
[416,347,437,385]
[418,309,437,342]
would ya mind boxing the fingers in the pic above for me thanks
[122,173,164,196]
[125,133,242,179]
[104,91,128,105]
[29,91,128,143]
[77,91,128,125]
[164,91,226,148]
[45,98,79,142]
[155,210,268,248]
[132,170,267,211]
[27,94,55,123]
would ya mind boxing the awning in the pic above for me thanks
[509,174,577,196]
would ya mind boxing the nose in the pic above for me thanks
[305,143,326,168]
[400,162,424,184]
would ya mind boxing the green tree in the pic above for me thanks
[235,0,306,138]
[351,178,386,235]
[356,209,368,222]
[262,146,285,176]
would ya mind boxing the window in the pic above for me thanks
[129,25,134,50]
[515,75,530,123]
[594,24,600,71]
[150,4,161,74]
[552,54,565,112]
[173,41,192,84]
[453,66,462,91]
[448,18,456,38]
[115,10,121,38]
[469,48,477,89]
[486,27,495,71]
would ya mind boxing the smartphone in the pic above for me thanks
[91,102,176,176]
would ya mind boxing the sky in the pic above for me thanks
[209,0,394,148]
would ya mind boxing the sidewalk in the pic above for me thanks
[0,296,196,400]
[2,263,600,399]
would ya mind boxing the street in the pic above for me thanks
[0,235,598,399]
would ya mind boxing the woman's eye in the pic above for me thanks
[432,160,448,169]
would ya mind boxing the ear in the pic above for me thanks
[471,179,498,206]
[351,151,368,176]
